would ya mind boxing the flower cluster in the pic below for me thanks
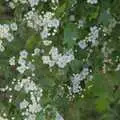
[0,23,17,52]
[24,10,60,39]
[71,67,90,93]
[32,48,41,56]
[9,56,16,66]
[78,19,85,29]
[1,0,120,119]
[78,26,100,49]
[87,0,98,4]
[8,0,48,9]
[42,47,74,68]
[28,0,40,7]
[13,77,43,120]
[8,0,59,9]
[16,50,29,74]
[16,50,35,74]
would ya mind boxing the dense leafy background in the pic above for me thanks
[0,0,120,120]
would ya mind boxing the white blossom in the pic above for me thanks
[28,0,40,7]
[71,67,89,93]
[87,0,98,4]
[33,48,40,55]
[10,23,18,31]
[24,11,60,39]
[78,40,87,49]
[43,40,52,46]
[9,56,16,66]
[42,47,74,68]
[0,40,5,52]
[17,65,27,74]
[20,99,29,109]
[20,50,28,59]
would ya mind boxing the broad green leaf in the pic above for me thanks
[64,23,78,48]
[25,34,40,50]
[99,10,113,26]
[96,97,109,112]
[55,3,66,17]
[90,72,113,97]
[88,6,100,21]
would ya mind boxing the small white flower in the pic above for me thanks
[56,56,67,68]
[18,57,26,65]
[48,60,55,67]
[34,48,40,55]
[51,19,60,28]
[0,44,5,52]
[49,47,59,61]
[78,40,87,49]
[40,28,49,39]
[87,0,98,4]
[43,40,52,46]
[42,56,51,64]
[78,19,84,28]
[19,0,27,4]
[6,33,14,42]
[20,50,28,59]
[9,2,15,9]
[10,23,18,31]
[17,65,27,74]
[28,0,40,7]
[20,99,29,109]
[9,56,16,66]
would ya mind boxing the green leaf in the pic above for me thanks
[96,97,109,112]
[64,23,78,48]
[88,6,100,21]
[70,59,82,73]
[36,112,45,120]
[99,10,113,26]
[55,3,66,17]
[25,34,40,50]
[90,72,113,97]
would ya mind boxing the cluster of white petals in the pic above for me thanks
[78,26,100,49]
[14,77,43,120]
[87,0,98,4]
[24,10,60,39]
[16,50,35,74]
[71,68,89,93]
[9,56,16,66]
[0,23,17,52]
[8,0,48,9]
[42,47,74,68]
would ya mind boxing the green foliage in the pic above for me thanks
[64,23,78,48]
[0,0,120,120]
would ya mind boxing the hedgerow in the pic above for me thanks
[0,0,120,120]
